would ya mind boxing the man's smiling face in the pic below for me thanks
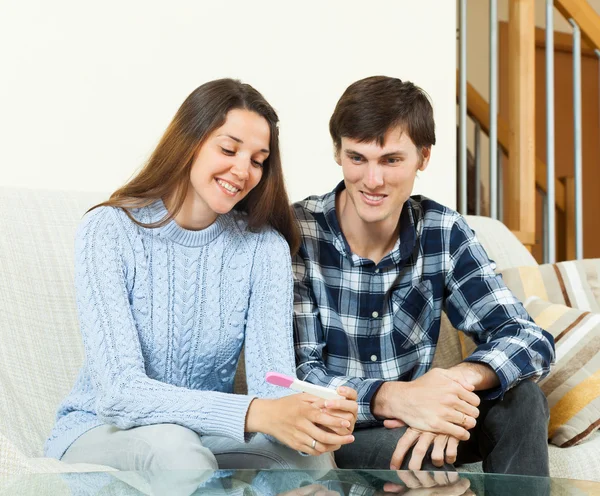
[337,126,430,228]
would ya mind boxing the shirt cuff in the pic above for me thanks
[356,379,385,423]
[462,349,520,400]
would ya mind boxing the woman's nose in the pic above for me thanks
[230,158,250,180]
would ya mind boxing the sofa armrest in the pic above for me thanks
[464,215,538,271]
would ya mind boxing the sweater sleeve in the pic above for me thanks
[75,208,253,442]
[243,230,297,398]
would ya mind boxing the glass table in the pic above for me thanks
[0,469,598,496]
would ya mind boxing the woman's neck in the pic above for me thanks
[165,185,219,231]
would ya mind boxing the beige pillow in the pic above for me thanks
[500,259,600,312]
[458,260,600,446]
[460,297,600,447]
[525,297,600,447]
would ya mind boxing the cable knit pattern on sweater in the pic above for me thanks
[44,200,296,460]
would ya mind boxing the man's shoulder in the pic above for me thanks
[293,194,327,222]
[408,195,461,229]
[292,192,334,242]
[409,196,481,257]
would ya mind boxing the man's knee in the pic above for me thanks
[136,424,217,471]
[337,426,407,469]
[502,381,549,422]
[337,426,454,471]
[482,381,549,447]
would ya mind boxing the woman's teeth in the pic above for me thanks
[217,179,240,194]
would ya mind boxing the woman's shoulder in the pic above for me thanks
[219,212,290,266]
[224,211,288,249]
[75,205,147,253]
[78,205,130,232]
[77,205,118,233]
[81,200,165,229]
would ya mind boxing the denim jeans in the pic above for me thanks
[335,380,550,477]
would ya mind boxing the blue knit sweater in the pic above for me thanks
[45,200,296,459]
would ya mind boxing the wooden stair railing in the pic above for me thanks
[457,77,567,214]
[457,0,599,258]
[548,0,600,260]
[535,26,596,56]
[554,0,600,50]
[458,79,579,254]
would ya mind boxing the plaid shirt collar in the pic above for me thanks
[322,181,417,268]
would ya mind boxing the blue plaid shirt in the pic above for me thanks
[292,182,555,424]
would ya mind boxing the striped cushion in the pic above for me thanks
[458,296,600,447]
[526,297,600,447]
[457,259,600,447]
[500,259,600,311]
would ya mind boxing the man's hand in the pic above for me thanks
[380,472,473,496]
[443,362,500,392]
[372,368,480,440]
[389,427,460,471]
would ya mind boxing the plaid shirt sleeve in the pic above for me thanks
[293,249,384,423]
[444,216,556,400]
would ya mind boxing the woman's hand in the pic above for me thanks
[277,484,339,496]
[309,386,359,436]
[246,394,355,455]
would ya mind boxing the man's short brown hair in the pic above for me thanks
[329,76,436,155]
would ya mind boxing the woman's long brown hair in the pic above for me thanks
[91,78,299,253]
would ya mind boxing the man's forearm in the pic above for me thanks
[370,381,401,419]
[449,361,499,391]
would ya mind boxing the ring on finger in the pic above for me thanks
[311,439,317,449]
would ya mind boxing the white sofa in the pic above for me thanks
[0,187,598,481]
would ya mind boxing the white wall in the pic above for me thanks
[0,0,456,206]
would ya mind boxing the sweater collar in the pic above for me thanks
[145,199,227,247]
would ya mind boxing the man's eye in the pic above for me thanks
[350,155,363,163]
[221,148,235,155]
[387,158,400,164]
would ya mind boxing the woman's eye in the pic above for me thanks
[251,160,264,168]
[221,147,235,156]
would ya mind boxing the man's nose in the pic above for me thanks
[365,163,384,188]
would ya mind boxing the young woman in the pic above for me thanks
[44,79,357,481]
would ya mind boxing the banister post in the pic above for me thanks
[506,0,536,249]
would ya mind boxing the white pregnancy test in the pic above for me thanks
[265,372,343,400]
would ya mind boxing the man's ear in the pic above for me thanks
[419,147,432,171]
[334,148,342,166]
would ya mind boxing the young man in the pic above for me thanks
[292,76,555,475]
